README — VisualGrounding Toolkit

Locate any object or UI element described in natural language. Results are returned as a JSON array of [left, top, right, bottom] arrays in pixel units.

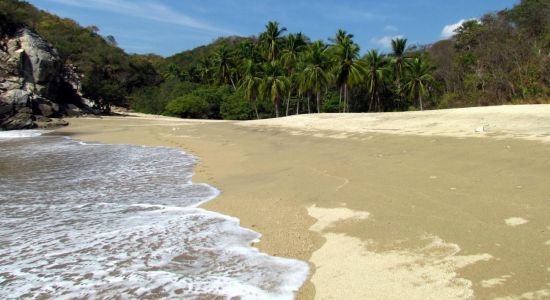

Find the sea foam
[[0, 135, 308, 299], [0, 129, 48, 139]]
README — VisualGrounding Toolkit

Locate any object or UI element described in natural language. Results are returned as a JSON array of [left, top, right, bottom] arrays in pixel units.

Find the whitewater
[[0, 131, 308, 299]]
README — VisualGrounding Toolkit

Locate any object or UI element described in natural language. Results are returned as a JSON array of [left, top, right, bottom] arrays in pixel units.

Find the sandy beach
[[55, 105, 550, 299]]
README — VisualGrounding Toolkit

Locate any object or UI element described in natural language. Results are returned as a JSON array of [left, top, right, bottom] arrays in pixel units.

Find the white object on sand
[[504, 217, 529, 227]]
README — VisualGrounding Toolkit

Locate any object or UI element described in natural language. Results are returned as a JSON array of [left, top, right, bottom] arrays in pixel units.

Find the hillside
[[2, 0, 549, 123], [1, 0, 161, 110], [166, 36, 252, 68]]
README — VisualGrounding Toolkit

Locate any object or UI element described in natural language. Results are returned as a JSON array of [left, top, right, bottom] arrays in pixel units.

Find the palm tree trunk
[[253, 99, 259, 120], [369, 94, 375, 112], [307, 93, 311, 114], [419, 93, 423, 111], [316, 92, 321, 113], [275, 99, 280, 117], [344, 83, 348, 113], [339, 86, 343, 112], [229, 76, 236, 91], [286, 90, 291, 116]]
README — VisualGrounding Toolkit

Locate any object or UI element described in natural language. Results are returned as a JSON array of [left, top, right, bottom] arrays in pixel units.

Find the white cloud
[[441, 18, 477, 39], [48, 0, 236, 35], [372, 35, 404, 49], [384, 25, 398, 32]]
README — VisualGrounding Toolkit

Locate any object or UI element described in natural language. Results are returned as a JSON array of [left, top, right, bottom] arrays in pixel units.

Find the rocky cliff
[[0, 28, 94, 130]]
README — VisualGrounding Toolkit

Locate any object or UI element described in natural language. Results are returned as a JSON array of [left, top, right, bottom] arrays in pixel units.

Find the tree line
[[149, 23, 435, 119], [136, 0, 550, 119], [2, 0, 549, 119]]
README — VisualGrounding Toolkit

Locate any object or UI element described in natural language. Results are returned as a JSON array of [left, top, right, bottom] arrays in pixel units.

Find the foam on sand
[[493, 289, 550, 300], [504, 217, 529, 227], [308, 205, 493, 300], [481, 275, 512, 288], [0, 135, 309, 299], [0, 129, 48, 139]]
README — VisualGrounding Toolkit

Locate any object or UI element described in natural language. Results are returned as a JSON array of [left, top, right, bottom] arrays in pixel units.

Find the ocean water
[[0, 131, 309, 299]]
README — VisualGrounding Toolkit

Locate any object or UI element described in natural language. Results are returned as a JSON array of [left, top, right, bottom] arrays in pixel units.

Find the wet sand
[[56, 105, 550, 299]]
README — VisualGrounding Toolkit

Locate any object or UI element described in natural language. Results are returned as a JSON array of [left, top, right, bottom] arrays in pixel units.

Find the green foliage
[[0, 0, 38, 36], [220, 90, 254, 120], [165, 95, 210, 119], [428, 0, 550, 107], [1, 0, 161, 110], [4, 0, 547, 119], [507, 0, 550, 40], [322, 92, 342, 113], [131, 79, 198, 114]]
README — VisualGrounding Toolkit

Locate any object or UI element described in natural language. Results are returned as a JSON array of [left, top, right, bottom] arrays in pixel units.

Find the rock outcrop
[[0, 28, 94, 130]]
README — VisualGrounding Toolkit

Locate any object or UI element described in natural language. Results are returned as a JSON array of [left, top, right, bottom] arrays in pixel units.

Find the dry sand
[[55, 105, 550, 299]]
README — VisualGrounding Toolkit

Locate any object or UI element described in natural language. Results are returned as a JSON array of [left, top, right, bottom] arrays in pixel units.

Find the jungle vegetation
[[2, 0, 549, 119]]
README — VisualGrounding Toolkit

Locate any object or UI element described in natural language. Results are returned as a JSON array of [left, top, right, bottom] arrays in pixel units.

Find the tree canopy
[[2, 0, 549, 119]]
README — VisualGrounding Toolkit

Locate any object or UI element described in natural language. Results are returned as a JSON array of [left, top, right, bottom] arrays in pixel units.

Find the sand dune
[[241, 105, 550, 142]]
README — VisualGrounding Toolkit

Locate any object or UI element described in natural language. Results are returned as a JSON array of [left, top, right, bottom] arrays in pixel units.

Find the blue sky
[[28, 0, 519, 57]]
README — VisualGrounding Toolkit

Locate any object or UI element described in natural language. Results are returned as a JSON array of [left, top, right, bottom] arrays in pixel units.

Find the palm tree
[[331, 29, 354, 45], [404, 57, 435, 111], [332, 31, 364, 112], [213, 45, 236, 90], [260, 60, 289, 117], [239, 59, 262, 119], [281, 33, 307, 115], [165, 63, 183, 81], [197, 57, 214, 84], [364, 49, 390, 112], [260, 21, 287, 62], [390, 38, 408, 109], [302, 41, 333, 113]]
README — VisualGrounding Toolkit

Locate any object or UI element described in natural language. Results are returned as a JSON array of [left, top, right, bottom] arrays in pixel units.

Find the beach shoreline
[[55, 105, 550, 299]]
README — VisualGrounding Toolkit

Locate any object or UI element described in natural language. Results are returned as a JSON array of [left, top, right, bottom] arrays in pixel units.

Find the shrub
[[164, 94, 210, 119]]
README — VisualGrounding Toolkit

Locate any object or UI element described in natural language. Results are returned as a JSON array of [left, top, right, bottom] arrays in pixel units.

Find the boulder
[[63, 103, 83, 117], [2, 89, 31, 109], [33, 116, 68, 128], [15, 28, 60, 91], [32, 97, 60, 117], [0, 27, 94, 130], [1, 107, 34, 130]]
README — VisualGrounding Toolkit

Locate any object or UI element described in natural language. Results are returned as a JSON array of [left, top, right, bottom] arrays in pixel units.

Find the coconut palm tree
[[281, 33, 307, 115], [390, 38, 408, 109], [260, 60, 289, 117], [213, 45, 236, 90], [239, 59, 262, 119], [364, 49, 390, 112], [404, 57, 435, 111], [302, 41, 333, 113], [197, 57, 214, 84], [332, 32, 365, 112], [260, 21, 287, 62]]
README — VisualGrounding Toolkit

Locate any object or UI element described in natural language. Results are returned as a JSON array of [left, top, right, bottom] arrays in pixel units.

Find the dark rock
[[63, 104, 83, 117], [32, 97, 60, 117], [2, 89, 31, 109], [34, 117, 68, 129], [1, 109, 34, 130], [0, 28, 94, 130]]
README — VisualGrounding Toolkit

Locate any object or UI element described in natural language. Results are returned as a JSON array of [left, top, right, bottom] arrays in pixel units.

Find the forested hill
[[2, 0, 549, 120], [1, 0, 161, 110], [166, 36, 251, 69]]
